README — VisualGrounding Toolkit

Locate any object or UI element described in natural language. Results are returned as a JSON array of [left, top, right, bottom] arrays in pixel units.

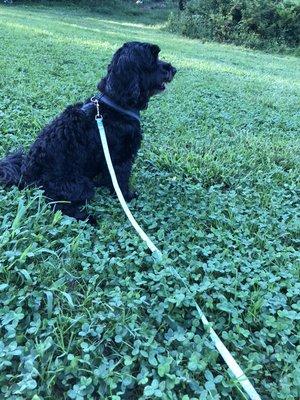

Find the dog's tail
[[0, 149, 25, 188]]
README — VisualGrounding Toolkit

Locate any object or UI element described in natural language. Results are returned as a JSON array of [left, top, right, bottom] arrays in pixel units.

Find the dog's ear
[[124, 75, 140, 106], [99, 52, 141, 108]]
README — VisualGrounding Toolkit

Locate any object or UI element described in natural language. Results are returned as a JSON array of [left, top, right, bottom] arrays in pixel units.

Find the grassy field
[[0, 3, 299, 400]]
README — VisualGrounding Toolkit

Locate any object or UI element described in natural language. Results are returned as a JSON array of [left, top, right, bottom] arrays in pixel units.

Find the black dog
[[0, 42, 176, 223]]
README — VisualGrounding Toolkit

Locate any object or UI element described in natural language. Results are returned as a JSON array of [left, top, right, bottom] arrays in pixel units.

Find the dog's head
[[98, 42, 177, 110]]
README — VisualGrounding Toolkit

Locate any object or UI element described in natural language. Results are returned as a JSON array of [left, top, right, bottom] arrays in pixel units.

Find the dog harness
[[81, 93, 141, 122]]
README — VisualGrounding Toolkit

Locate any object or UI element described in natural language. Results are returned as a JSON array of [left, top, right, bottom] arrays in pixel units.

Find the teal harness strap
[[81, 93, 140, 122]]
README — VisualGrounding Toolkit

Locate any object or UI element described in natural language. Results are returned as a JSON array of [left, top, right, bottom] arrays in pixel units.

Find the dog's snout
[[161, 62, 177, 82], [165, 64, 177, 75], [160, 61, 176, 75]]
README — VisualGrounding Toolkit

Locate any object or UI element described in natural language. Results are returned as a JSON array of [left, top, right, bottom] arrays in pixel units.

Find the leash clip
[[91, 96, 102, 120]]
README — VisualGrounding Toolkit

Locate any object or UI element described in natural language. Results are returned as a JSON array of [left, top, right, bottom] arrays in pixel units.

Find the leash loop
[[91, 97, 101, 120]]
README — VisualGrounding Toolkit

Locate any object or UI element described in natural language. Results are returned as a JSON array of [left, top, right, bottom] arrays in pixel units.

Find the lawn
[[0, 3, 299, 400]]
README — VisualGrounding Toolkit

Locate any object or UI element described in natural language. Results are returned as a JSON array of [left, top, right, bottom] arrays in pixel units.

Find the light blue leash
[[94, 106, 261, 400], [96, 116, 162, 259]]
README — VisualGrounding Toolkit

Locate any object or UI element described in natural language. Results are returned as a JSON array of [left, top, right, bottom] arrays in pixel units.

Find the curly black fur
[[0, 42, 176, 223]]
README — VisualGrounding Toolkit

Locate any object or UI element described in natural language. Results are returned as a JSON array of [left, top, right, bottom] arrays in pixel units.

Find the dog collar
[[81, 93, 140, 122]]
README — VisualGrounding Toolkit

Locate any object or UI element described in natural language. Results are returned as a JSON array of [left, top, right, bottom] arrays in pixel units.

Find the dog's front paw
[[87, 215, 98, 226], [124, 190, 138, 202]]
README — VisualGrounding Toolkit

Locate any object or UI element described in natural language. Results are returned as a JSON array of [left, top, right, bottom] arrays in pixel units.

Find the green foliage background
[[0, 3, 300, 399], [167, 0, 300, 51]]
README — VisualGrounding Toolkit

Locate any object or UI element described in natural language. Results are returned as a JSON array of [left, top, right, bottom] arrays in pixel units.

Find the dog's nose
[[172, 66, 177, 75]]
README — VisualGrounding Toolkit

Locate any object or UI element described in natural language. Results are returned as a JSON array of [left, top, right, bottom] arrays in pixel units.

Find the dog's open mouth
[[151, 83, 167, 96], [156, 77, 173, 93], [157, 71, 175, 92], [151, 70, 176, 96], [158, 82, 167, 92]]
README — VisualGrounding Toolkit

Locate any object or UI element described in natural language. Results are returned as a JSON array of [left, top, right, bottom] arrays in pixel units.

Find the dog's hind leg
[[43, 176, 97, 224]]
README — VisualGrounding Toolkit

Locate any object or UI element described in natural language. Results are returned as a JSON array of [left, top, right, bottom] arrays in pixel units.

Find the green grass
[[0, 3, 300, 400]]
